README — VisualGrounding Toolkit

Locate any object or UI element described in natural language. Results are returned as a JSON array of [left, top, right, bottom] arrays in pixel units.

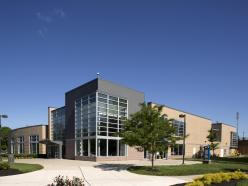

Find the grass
[[128, 162, 248, 176], [10, 163, 43, 173], [237, 180, 248, 186]]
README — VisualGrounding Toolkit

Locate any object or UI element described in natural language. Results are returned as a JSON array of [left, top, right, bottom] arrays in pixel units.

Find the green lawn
[[10, 163, 43, 173], [128, 162, 248, 176]]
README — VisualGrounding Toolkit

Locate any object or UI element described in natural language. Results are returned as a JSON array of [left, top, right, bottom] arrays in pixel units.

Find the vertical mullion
[[95, 92, 98, 157], [107, 94, 109, 157]]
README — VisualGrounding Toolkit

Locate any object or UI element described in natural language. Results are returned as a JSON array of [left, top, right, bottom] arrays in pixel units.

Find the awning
[[39, 139, 63, 145]]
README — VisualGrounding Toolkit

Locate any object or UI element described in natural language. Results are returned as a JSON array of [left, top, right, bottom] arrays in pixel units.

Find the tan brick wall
[[151, 103, 212, 158], [10, 125, 47, 154], [127, 146, 144, 160]]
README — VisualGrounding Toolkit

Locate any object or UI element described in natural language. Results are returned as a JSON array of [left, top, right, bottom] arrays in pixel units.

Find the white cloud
[[54, 8, 66, 18], [37, 27, 47, 39], [35, 9, 66, 38], [36, 12, 52, 23]]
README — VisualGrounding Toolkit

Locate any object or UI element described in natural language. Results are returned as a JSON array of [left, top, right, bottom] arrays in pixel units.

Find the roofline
[[65, 78, 98, 95], [212, 122, 236, 128], [65, 78, 145, 96], [11, 124, 48, 132], [149, 102, 212, 121], [51, 106, 65, 111], [99, 79, 145, 95]]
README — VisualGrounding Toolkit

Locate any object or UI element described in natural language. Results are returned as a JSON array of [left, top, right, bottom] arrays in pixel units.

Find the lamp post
[[0, 114, 8, 161], [179, 114, 186, 165]]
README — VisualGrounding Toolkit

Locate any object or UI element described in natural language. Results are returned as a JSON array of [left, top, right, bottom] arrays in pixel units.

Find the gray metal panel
[[65, 78, 98, 159], [98, 79, 145, 115]]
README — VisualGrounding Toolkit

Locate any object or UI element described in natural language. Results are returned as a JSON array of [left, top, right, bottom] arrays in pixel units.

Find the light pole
[[0, 114, 8, 161], [179, 114, 186, 165]]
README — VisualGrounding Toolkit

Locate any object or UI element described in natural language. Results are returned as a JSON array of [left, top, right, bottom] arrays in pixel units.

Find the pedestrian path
[[0, 159, 196, 186]]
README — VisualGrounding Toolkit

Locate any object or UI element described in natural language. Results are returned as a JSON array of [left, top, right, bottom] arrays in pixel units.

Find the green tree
[[120, 103, 178, 169], [0, 126, 11, 152], [207, 129, 219, 157]]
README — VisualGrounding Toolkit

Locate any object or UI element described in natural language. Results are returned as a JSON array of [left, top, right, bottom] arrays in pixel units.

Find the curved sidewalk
[[0, 159, 198, 186]]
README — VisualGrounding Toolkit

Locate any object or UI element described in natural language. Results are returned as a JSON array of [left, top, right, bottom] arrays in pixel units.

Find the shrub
[[14, 154, 47, 159], [47, 175, 85, 186], [186, 171, 248, 186], [215, 157, 248, 163], [0, 162, 10, 170], [186, 180, 204, 186]]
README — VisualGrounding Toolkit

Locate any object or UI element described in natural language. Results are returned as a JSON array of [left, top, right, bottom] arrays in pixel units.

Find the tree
[[0, 126, 11, 152], [207, 128, 219, 157], [120, 103, 178, 169]]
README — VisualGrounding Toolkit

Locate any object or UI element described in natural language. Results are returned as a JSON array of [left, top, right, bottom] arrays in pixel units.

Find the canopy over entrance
[[39, 139, 63, 159]]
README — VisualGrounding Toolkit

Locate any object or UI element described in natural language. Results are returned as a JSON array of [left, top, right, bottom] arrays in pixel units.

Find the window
[[98, 139, 107, 156], [171, 144, 183, 155], [90, 139, 96, 156], [230, 132, 238, 147], [172, 120, 184, 137], [17, 136, 24, 154], [76, 140, 82, 156], [29, 135, 39, 154], [51, 107, 66, 141], [119, 140, 126, 156], [83, 139, 88, 156], [108, 140, 117, 156], [11, 138, 15, 154]]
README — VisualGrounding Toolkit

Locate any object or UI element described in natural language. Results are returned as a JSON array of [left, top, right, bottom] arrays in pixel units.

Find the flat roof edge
[[99, 79, 145, 95], [11, 124, 48, 132], [212, 122, 236, 128], [149, 102, 212, 121]]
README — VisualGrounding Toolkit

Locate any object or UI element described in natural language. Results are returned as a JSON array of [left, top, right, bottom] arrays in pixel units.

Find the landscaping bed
[[173, 171, 248, 186], [173, 180, 247, 186]]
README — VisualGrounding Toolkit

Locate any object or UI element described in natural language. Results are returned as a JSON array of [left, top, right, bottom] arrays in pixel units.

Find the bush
[[14, 154, 47, 159], [186, 171, 248, 186], [215, 157, 248, 163], [0, 162, 10, 170], [47, 175, 85, 186]]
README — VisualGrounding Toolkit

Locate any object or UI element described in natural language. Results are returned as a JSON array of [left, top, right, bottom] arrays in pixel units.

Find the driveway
[[0, 159, 199, 186]]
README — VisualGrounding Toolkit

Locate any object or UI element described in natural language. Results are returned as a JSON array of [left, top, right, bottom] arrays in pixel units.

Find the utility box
[[203, 145, 211, 164]]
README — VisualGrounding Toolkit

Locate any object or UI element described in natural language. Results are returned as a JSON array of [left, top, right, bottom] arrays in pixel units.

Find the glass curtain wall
[[51, 107, 66, 141], [75, 92, 128, 157]]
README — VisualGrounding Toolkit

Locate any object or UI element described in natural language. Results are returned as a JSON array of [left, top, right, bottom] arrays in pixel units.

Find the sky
[[0, 0, 247, 137]]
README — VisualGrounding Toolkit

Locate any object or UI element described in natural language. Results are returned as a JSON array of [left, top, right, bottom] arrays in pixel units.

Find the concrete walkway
[[0, 159, 199, 186]]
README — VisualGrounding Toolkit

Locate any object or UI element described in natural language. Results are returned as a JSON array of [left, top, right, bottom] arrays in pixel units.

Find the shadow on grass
[[0, 169, 22, 177], [94, 163, 136, 172]]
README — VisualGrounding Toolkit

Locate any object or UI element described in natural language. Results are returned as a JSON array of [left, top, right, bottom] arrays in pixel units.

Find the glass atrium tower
[[65, 78, 144, 160]]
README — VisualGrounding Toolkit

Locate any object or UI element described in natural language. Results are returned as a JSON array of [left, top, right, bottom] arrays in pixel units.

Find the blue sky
[[0, 0, 247, 137]]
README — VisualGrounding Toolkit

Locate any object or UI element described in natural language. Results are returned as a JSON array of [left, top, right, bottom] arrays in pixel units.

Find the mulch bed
[[0, 169, 23, 176], [172, 180, 243, 186]]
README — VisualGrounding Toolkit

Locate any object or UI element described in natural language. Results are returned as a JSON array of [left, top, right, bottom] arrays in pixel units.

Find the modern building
[[63, 78, 145, 161], [148, 102, 212, 158], [9, 125, 47, 155], [9, 78, 238, 160], [212, 123, 238, 157]]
